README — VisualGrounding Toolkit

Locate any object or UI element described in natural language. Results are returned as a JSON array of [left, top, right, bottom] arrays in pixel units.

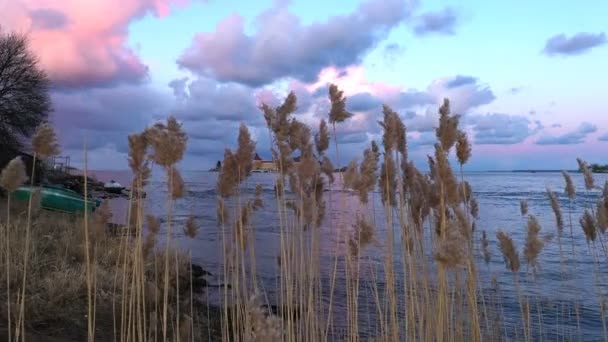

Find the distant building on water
[[252, 152, 303, 173], [253, 153, 278, 172]]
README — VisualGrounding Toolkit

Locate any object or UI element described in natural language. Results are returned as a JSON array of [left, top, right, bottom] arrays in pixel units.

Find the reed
[[3, 97, 608, 342], [0, 156, 27, 342]]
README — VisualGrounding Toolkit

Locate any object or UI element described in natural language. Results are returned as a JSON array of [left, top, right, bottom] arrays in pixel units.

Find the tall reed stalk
[[1, 156, 28, 342]]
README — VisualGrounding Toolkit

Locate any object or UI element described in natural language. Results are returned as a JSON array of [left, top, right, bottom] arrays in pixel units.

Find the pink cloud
[[307, 65, 402, 98], [2, 0, 193, 88]]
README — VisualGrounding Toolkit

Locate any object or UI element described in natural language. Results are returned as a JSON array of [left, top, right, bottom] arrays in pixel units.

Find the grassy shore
[[0, 198, 224, 341]]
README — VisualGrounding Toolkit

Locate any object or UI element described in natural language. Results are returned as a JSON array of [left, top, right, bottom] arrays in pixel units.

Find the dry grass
[[0, 198, 211, 341], [0, 201, 120, 339], [1, 89, 607, 342], [0, 118, 218, 342]]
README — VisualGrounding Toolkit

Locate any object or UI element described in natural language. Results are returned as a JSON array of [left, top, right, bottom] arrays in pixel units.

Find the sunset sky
[[3, 0, 607, 171]]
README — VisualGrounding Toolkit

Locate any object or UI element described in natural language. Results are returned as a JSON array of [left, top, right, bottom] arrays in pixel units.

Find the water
[[90, 170, 608, 340]]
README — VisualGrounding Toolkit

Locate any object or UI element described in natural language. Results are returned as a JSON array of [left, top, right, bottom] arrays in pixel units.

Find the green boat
[[12, 185, 102, 214]]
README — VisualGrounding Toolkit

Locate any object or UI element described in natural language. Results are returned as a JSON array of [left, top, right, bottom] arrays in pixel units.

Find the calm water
[[91, 170, 608, 340]]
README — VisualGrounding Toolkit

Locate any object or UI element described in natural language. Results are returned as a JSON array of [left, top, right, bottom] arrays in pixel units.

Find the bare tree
[[0, 30, 52, 151]]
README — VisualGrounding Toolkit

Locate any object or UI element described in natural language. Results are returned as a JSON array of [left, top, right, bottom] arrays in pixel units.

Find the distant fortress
[[252, 153, 277, 172], [252, 153, 302, 173], [212, 152, 301, 173]]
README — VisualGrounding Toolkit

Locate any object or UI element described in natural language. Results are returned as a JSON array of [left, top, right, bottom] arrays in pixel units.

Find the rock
[[261, 304, 302, 321], [191, 263, 212, 278]]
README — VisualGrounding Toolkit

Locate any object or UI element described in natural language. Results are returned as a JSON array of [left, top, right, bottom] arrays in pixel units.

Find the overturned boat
[[12, 185, 102, 214]]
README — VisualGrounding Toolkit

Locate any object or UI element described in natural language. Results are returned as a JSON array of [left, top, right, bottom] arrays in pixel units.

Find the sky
[[2, 0, 608, 171]]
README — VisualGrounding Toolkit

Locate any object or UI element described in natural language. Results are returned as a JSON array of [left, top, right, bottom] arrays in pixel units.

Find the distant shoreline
[[499, 170, 581, 173], [72, 168, 602, 174], [207, 169, 586, 174]]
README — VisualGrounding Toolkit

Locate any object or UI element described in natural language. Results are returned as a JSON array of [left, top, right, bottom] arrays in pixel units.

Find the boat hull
[[104, 186, 125, 194], [12, 186, 101, 214]]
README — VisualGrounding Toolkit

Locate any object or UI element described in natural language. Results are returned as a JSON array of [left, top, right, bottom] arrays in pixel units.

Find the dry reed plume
[[577, 158, 596, 191], [580, 209, 597, 243], [436, 98, 460, 151], [562, 171, 576, 199], [4, 84, 608, 342], [524, 215, 544, 272], [31, 123, 60, 158], [497, 231, 520, 273], [547, 188, 564, 235], [456, 130, 472, 165], [328, 84, 353, 124], [0, 157, 28, 193]]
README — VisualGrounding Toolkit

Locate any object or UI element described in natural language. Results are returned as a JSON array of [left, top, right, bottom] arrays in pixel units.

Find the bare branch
[[0, 30, 52, 151]]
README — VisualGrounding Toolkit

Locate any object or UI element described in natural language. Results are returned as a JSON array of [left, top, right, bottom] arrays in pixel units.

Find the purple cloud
[[177, 0, 414, 86], [403, 108, 439, 133], [543, 32, 606, 56], [427, 75, 496, 113], [599, 133, 608, 142], [536, 122, 598, 145], [170, 77, 265, 124], [446, 75, 477, 89], [29, 8, 68, 30], [48, 52, 150, 90], [50, 85, 170, 153], [413, 7, 458, 36], [466, 113, 542, 145], [348, 92, 383, 112], [393, 90, 436, 108]]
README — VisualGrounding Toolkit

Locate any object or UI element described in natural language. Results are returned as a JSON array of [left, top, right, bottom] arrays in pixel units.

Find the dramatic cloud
[[170, 76, 265, 125], [178, 0, 414, 86], [466, 113, 543, 145], [412, 7, 458, 36], [427, 75, 496, 113], [185, 121, 269, 158], [543, 32, 607, 56], [301, 69, 494, 135], [165, 76, 335, 164], [348, 92, 383, 112], [390, 90, 435, 109], [289, 66, 434, 129], [2, 0, 194, 88], [536, 122, 598, 145], [403, 108, 440, 133], [50, 85, 171, 153]]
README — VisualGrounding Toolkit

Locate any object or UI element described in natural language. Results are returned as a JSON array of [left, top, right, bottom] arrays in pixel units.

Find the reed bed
[[0, 86, 607, 341]]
